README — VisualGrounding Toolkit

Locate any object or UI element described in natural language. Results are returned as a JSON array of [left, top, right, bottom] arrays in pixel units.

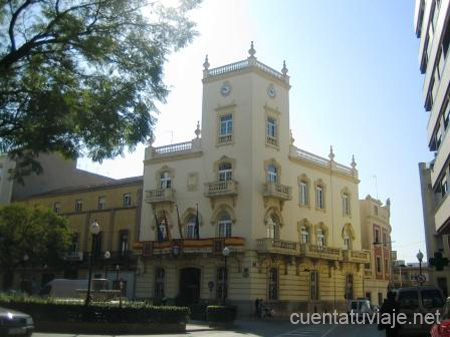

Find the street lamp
[[417, 250, 424, 286], [116, 264, 122, 308], [85, 221, 101, 306], [22, 254, 29, 293], [222, 246, 230, 305], [104, 251, 111, 279]]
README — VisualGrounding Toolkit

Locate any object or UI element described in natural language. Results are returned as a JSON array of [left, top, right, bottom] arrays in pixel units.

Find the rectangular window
[[219, 114, 233, 144], [119, 230, 129, 257], [98, 196, 106, 210], [266, 117, 278, 146], [317, 229, 325, 246], [376, 257, 382, 273], [269, 268, 278, 300], [383, 232, 387, 246], [154, 268, 165, 299], [441, 176, 448, 198], [316, 186, 324, 209], [75, 200, 83, 213], [310, 271, 319, 300], [374, 205, 378, 215], [69, 233, 79, 252], [343, 194, 350, 215], [160, 172, 172, 189], [375, 229, 380, 244], [385, 259, 389, 274], [444, 99, 450, 129], [53, 202, 61, 214], [300, 182, 308, 205], [123, 193, 131, 207]]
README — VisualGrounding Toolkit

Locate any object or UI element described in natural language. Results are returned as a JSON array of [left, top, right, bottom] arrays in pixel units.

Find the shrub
[[0, 294, 189, 324], [206, 305, 237, 322], [190, 303, 208, 320]]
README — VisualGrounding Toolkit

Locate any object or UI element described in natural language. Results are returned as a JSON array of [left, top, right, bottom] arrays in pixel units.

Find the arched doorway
[[178, 268, 201, 305]]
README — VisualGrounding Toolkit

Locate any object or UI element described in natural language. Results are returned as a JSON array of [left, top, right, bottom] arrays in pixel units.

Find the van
[[393, 285, 444, 336], [347, 299, 374, 317], [39, 278, 110, 299]]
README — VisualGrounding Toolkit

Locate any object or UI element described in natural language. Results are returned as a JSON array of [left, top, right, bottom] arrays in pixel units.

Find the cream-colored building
[[133, 45, 372, 315], [360, 196, 392, 306], [415, 0, 450, 296]]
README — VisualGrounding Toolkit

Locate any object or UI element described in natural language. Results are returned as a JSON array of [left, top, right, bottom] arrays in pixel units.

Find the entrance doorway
[[178, 268, 201, 305]]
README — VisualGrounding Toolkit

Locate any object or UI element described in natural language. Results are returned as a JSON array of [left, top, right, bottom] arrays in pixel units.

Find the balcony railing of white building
[[290, 146, 358, 178], [146, 137, 202, 161], [263, 182, 292, 201], [204, 180, 238, 198], [145, 188, 175, 204], [203, 57, 289, 85]]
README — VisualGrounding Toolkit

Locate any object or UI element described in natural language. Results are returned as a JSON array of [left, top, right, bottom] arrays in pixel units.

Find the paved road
[[31, 319, 387, 337]]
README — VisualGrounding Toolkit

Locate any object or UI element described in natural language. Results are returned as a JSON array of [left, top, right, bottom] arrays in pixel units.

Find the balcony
[[342, 250, 371, 264], [145, 188, 175, 204], [204, 180, 238, 198], [133, 237, 245, 257], [300, 244, 342, 261], [256, 238, 299, 256], [263, 182, 292, 201]]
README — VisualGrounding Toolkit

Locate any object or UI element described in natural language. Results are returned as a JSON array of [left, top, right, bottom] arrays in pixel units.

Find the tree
[[0, 204, 72, 289], [0, 0, 200, 181]]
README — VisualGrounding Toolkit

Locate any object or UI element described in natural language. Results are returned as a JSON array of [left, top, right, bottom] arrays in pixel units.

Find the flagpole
[[163, 209, 172, 241]]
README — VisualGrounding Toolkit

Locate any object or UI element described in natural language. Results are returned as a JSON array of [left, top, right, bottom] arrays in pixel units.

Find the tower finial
[[248, 41, 256, 58], [329, 146, 335, 161], [351, 155, 357, 169], [195, 121, 201, 139], [282, 60, 288, 75], [203, 54, 210, 70]]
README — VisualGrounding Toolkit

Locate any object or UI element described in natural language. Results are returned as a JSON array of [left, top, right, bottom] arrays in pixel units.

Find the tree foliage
[[0, 0, 200, 180], [0, 204, 72, 274]]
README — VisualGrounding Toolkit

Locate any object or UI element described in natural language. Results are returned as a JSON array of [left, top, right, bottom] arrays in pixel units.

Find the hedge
[[0, 294, 189, 324], [206, 305, 237, 322]]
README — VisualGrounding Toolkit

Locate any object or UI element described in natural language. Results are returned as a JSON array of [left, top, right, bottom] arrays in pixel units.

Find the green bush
[[206, 305, 237, 322], [0, 294, 189, 324], [190, 303, 208, 320]]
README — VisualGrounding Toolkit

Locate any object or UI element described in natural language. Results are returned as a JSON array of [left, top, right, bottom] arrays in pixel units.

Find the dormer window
[[160, 172, 172, 189]]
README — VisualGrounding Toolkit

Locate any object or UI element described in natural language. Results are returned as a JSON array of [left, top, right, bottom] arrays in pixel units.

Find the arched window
[[317, 229, 325, 246], [157, 219, 167, 240], [154, 268, 165, 299], [301, 226, 309, 244], [160, 172, 172, 189], [218, 162, 232, 181], [186, 216, 196, 239], [218, 212, 232, 238], [268, 268, 278, 300], [267, 216, 279, 239], [316, 186, 324, 209], [299, 181, 308, 205], [343, 231, 352, 250], [267, 165, 277, 183]]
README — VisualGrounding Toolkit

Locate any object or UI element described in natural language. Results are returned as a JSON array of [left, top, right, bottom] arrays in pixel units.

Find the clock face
[[221, 82, 231, 96], [267, 84, 276, 98]]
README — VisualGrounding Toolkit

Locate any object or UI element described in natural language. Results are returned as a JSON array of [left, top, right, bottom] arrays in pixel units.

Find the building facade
[[133, 46, 372, 315], [415, 0, 450, 295], [13, 177, 143, 296], [392, 261, 432, 290], [360, 196, 393, 306]]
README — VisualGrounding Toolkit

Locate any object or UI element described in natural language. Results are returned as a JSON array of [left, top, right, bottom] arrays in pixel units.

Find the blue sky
[[78, 0, 429, 263]]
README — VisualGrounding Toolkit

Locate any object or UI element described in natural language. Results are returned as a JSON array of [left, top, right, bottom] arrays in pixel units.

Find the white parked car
[[0, 306, 34, 337]]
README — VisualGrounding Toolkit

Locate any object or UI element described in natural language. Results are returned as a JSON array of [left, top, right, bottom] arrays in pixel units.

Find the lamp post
[[104, 251, 111, 279], [22, 254, 29, 293], [222, 246, 230, 305], [85, 221, 100, 306], [116, 264, 122, 308], [417, 250, 424, 286]]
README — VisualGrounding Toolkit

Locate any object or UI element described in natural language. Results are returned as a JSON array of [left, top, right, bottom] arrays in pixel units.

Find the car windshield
[[399, 291, 419, 309], [351, 302, 359, 310]]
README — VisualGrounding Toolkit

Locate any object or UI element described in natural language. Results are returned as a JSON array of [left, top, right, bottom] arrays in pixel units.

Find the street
[[31, 320, 387, 337]]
